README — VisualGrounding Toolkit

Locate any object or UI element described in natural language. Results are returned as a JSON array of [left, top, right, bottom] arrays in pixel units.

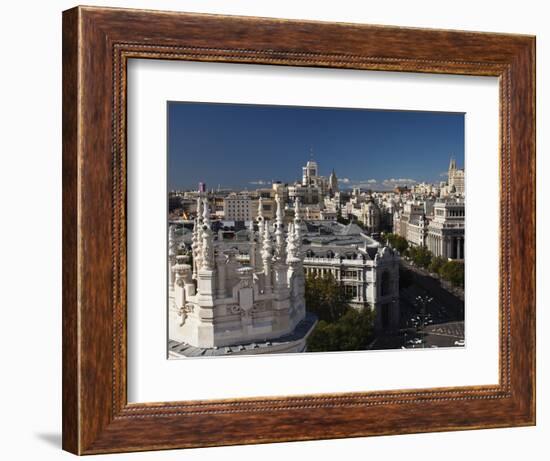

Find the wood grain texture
[[62, 5, 536, 455], [62, 7, 80, 454]]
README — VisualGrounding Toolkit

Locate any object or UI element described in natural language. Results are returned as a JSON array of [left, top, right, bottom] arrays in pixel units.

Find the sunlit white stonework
[[168, 195, 316, 357]]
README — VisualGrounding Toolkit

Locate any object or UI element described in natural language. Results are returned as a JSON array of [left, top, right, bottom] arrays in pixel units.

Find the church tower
[[447, 156, 465, 195], [449, 157, 457, 172], [328, 169, 339, 194]]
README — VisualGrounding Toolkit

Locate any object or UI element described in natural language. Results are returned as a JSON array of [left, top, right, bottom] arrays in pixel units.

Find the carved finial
[[261, 225, 273, 291], [202, 198, 211, 226], [172, 257, 192, 301], [257, 196, 263, 220], [257, 197, 265, 246], [191, 218, 201, 278], [196, 196, 203, 223], [294, 221, 303, 260], [262, 225, 272, 261], [200, 201, 213, 270], [168, 224, 177, 258], [286, 222, 297, 262], [274, 193, 286, 262], [293, 197, 302, 241]]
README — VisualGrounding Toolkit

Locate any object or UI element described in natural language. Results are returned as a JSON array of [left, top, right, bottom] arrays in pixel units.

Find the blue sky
[[168, 102, 464, 191]]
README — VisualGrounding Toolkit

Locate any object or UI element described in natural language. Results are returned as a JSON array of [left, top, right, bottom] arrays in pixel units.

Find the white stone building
[[448, 157, 465, 195], [394, 202, 428, 247], [168, 196, 317, 357], [426, 199, 465, 259], [223, 193, 253, 221], [301, 222, 401, 331], [394, 197, 465, 260], [362, 199, 382, 234], [328, 169, 339, 195], [286, 159, 333, 204]]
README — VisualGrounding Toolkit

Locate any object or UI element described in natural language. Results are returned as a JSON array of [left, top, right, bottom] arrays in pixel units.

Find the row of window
[[447, 209, 465, 217]]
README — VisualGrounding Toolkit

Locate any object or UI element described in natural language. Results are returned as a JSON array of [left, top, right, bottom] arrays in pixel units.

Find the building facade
[[168, 196, 317, 357], [394, 202, 428, 247], [447, 157, 465, 195], [301, 221, 401, 331], [425, 199, 465, 259], [223, 193, 253, 221]]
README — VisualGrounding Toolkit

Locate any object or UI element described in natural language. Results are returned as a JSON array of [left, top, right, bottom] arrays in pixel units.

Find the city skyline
[[168, 102, 465, 191]]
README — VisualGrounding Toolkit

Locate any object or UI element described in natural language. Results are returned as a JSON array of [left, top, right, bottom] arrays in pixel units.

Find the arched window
[[381, 271, 391, 296]]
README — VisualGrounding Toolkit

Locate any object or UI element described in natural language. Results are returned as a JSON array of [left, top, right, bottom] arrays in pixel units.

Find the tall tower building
[[328, 169, 339, 194], [447, 156, 465, 195], [302, 160, 319, 186]]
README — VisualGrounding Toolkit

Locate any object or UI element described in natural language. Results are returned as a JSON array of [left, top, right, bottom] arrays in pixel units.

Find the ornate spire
[[256, 197, 264, 244], [168, 224, 177, 289], [274, 193, 286, 262], [449, 156, 457, 171], [202, 198, 210, 226], [191, 226, 201, 278], [168, 224, 177, 258], [257, 196, 263, 220], [261, 224, 273, 291], [262, 224, 272, 261], [196, 196, 203, 224], [200, 200, 214, 270], [293, 220, 303, 261], [248, 219, 257, 270], [293, 197, 302, 241], [286, 222, 297, 262], [192, 197, 204, 276], [293, 198, 304, 262]]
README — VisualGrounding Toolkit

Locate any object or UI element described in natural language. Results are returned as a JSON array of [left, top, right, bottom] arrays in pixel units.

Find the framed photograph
[[62, 6, 535, 455]]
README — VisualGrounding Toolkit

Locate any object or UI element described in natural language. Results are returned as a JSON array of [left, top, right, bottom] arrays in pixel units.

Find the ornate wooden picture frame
[[62, 5, 535, 455]]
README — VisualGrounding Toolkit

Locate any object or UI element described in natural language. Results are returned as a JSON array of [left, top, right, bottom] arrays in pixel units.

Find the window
[[345, 285, 358, 299]]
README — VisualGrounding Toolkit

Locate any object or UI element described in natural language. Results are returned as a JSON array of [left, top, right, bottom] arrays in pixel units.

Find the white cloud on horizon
[[247, 177, 418, 191], [382, 178, 417, 187], [338, 178, 377, 187], [339, 177, 417, 189]]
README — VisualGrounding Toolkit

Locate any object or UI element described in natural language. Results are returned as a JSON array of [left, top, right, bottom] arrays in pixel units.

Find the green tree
[[408, 246, 432, 269], [307, 308, 376, 352], [439, 261, 465, 287], [383, 233, 409, 253], [305, 273, 376, 352], [429, 256, 446, 274], [305, 273, 351, 323]]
